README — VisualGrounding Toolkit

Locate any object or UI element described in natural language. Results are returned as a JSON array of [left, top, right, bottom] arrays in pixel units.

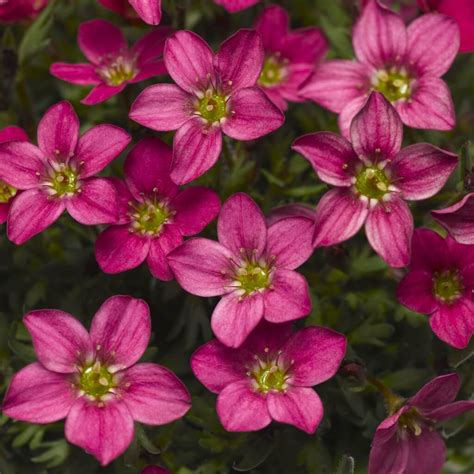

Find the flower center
[[433, 269, 464, 304], [355, 166, 391, 200], [97, 56, 138, 86], [398, 407, 425, 436], [45, 163, 80, 197], [248, 350, 291, 394], [195, 89, 228, 124], [234, 260, 271, 296], [130, 198, 172, 236], [79, 361, 116, 399], [258, 54, 289, 87], [373, 67, 411, 103], [0, 180, 16, 203]]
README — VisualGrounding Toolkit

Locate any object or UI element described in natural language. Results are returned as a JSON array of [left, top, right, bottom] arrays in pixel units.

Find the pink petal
[[121, 363, 191, 424], [408, 373, 460, 410], [95, 225, 151, 274], [410, 227, 449, 272], [0, 203, 10, 224], [129, 84, 192, 131], [350, 92, 403, 161], [0, 142, 45, 189], [353, 0, 407, 68], [164, 30, 215, 93], [392, 143, 458, 201], [368, 428, 409, 474], [365, 196, 413, 268], [396, 77, 455, 131], [191, 340, 246, 393], [432, 193, 474, 244], [146, 225, 183, 280], [72, 125, 131, 178], [313, 189, 368, 247], [171, 118, 223, 185], [78, 19, 127, 65], [2, 363, 75, 423], [404, 430, 446, 474], [267, 203, 315, 227], [24, 309, 92, 373], [81, 83, 126, 105], [281, 27, 328, 66], [406, 13, 459, 77], [109, 177, 134, 224], [7, 189, 65, 244], [171, 186, 220, 236], [292, 132, 358, 187], [142, 466, 170, 474], [423, 400, 474, 422], [214, 0, 260, 13], [338, 95, 368, 139], [37, 101, 80, 162], [65, 397, 134, 466], [282, 326, 346, 386], [242, 320, 293, 355], [267, 387, 323, 434], [221, 87, 284, 141], [130, 60, 167, 83], [263, 269, 311, 323], [216, 380, 271, 431], [217, 192, 267, 258], [90, 295, 151, 370], [50, 63, 101, 85], [215, 29, 263, 93], [255, 5, 289, 51], [133, 26, 173, 65], [168, 238, 233, 296], [211, 292, 264, 348], [0, 125, 29, 143], [128, 0, 162, 25], [299, 60, 370, 113], [396, 270, 439, 314]]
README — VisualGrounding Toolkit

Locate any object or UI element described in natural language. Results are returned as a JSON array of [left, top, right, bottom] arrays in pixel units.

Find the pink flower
[[129, 29, 284, 184], [267, 203, 316, 227], [1, 295, 191, 466], [292, 92, 458, 267], [0, 101, 131, 244], [141, 467, 170, 474], [50, 20, 172, 105], [368, 373, 474, 474], [191, 321, 346, 433], [397, 228, 474, 348], [98, 0, 162, 25], [432, 193, 474, 244], [254, 5, 328, 111], [214, 0, 259, 12], [301, 0, 460, 137], [0, 0, 47, 22], [168, 193, 314, 348], [95, 138, 220, 280]]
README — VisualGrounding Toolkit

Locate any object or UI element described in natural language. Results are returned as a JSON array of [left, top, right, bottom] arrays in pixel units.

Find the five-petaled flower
[[301, 0, 460, 137], [98, 0, 162, 25], [191, 320, 346, 433], [95, 137, 220, 280], [168, 192, 314, 348], [0, 101, 131, 244], [129, 29, 284, 185], [292, 92, 458, 267], [368, 373, 474, 474], [1, 295, 191, 466], [397, 228, 474, 349], [50, 19, 172, 105]]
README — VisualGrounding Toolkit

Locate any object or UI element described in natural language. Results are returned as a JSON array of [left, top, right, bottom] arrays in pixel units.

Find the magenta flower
[[168, 193, 314, 348], [129, 29, 284, 184], [368, 373, 474, 474], [397, 228, 474, 348], [301, 0, 460, 137], [432, 193, 474, 245], [95, 138, 220, 280], [0, 101, 131, 244], [267, 202, 316, 227], [292, 92, 458, 267], [50, 20, 171, 105], [254, 5, 327, 111], [1, 295, 191, 466], [0, 0, 47, 22], [191, 321, 346, 433], [214, 0, 259, 12], [98, 0, 162, 25], [142, 467, 170, 474]]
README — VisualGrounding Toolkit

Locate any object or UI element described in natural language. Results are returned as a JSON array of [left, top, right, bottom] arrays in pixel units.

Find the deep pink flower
[[142, 467, 170, 474], [0, 0, 47, 22], [267, 203, 316, 227], [98, 0, 161, 25], [214, 0, 259, 12], [368, 373, 474, 474], [292, 92, 458, 267], [1, 295, 191, 466], [432, 193, 474, 244], [168, 193, 314, 348], [397, 228, 474, 348], [191, 321, 346, 433], [0, 101, 131, 244], [301, 0, 460, 137], [95, 138, 220, 280], [129, 29, 284, 184], [50, 20, 171, 105], [254, 5, 327, 111]]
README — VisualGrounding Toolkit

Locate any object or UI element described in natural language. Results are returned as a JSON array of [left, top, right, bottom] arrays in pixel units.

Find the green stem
[[367, 376, 404, 415]]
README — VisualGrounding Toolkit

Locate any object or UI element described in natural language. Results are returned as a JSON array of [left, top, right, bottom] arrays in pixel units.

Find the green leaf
[[448, 338, 474, 368], [232, 435, 274, 472]]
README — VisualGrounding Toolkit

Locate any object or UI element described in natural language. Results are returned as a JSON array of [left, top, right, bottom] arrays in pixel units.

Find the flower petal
[[50, 63, 101, 85], [216, 380, 271, 431], [408, 373, 460, 410], [214, 0, 259, 13], [267, 203, 315, 227], [221, 87, 284, 141], [147, 225, 183, 280], [90, 295, 151, 370], [0, 125, 29, 143], [404, 430, 446, 474], [255, 4, 289, 52], [396, 270, 439, 314], [65, 397, 134, 466], [212, 293, 264, 348], [130, 60, 167, 83], [128, 0, 162, 25], [133, 26, 173, 65], [24, 309, 92, 373], [410, 227, 449, 272], [368, 428, 409, 474], [338, 95, 368, 139], [81, 83, 126, 105], [121, 363, 191, 424], [423, 400, 474, 422], [242, 320, 293, 354], [0, 203, 9, 224]]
